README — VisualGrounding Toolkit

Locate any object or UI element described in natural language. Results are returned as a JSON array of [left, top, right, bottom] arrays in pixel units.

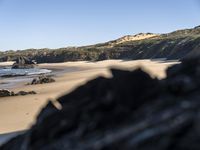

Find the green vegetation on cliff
[[1, 26, 200, 63]]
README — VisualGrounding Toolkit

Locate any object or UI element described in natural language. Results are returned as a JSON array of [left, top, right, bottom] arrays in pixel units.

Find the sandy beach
[[0, 59, 179, 143]]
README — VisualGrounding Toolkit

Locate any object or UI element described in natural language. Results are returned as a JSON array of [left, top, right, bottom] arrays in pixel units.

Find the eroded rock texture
[[2, 57, 200, 150], [30, 76, 55, 85], [12, 56, 36, 69]]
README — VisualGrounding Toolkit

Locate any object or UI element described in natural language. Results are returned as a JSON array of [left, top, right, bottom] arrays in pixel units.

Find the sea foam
[[0, 67, 52, 77]]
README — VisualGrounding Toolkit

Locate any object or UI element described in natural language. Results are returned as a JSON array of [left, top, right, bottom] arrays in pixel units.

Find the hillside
[[104, 33, 159, 47], [0, 26, 200, 63]]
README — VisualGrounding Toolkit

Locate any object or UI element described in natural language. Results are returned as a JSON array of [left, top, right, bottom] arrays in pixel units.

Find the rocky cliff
[[0, 26, 200, 63]]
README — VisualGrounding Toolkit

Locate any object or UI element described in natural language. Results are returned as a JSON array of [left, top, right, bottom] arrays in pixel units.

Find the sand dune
[[0, 60, 179, 135], [109, 33, 159, 46]]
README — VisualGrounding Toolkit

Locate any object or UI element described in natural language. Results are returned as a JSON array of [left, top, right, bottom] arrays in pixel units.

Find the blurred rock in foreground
[[2, 56, 200, 150]]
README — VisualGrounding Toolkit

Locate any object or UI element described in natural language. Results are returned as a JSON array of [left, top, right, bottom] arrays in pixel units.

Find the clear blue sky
[[0, 0, 200, 51]]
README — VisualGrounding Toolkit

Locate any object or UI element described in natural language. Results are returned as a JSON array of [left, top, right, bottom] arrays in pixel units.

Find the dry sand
[[0, 60, 179, 137]]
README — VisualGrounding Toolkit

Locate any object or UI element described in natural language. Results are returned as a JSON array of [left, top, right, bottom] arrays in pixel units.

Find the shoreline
[[0, 59, 179, 144], [0, 66, 82, 90], [0, 59, 180, 96]]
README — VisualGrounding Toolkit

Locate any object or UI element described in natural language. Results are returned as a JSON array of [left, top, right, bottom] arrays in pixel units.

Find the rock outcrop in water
[[2, 56, 200, 150], [12, 56, 36, 69]]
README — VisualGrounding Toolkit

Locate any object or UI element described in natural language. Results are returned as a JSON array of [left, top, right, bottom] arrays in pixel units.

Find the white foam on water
[[0, 68, 52, 77]]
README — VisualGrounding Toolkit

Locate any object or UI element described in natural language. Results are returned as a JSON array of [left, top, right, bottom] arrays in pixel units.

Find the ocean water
[[0, 67, 52, 77], [0, 66, 80, 89]]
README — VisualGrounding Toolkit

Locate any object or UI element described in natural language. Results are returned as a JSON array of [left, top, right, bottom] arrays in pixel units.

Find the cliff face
[[0, 26, 200, 63]]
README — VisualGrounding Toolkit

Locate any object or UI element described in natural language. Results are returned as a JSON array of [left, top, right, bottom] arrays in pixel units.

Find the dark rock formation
[[30, 76, 55, 85], [12, 56, 36, 69], [0, 89, 14, 97], [2, 56, 200, 150], [15, 91, 37, 96], [0, 89, 36, 97], [0, 26, 200, 63]]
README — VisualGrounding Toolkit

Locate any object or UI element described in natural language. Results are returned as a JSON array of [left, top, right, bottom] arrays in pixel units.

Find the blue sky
[[0, 0, 200, 51]]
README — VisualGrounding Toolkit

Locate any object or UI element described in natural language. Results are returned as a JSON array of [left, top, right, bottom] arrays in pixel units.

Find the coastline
[[0, 65, 81, 90], [0, 59, 179, 144]]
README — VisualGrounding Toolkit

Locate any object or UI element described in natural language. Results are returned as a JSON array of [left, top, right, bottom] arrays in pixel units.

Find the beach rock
[[12, 56, 36, 69], [15, 91, 37, 96], [3, 56, 200, 149], [0, 89, 36, 97], [31, 76, 55, 85], [0, 89, 14, 97]]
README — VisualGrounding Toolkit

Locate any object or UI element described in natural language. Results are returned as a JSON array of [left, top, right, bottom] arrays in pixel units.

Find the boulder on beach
[[0, 89, 36, 97], [0, 89, 14, 97], [15, 91, 37, 96], [3, 56, 200, 149], [30, 76, 55, 85], [12, 56, 36, 69]]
